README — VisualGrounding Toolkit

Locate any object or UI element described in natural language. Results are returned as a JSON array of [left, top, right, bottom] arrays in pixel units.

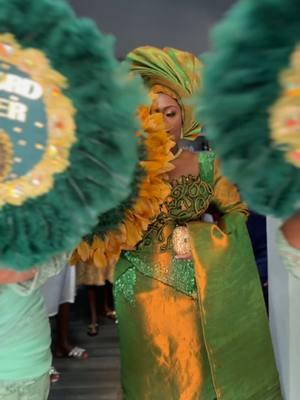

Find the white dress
[[41, 263, 76, 317]]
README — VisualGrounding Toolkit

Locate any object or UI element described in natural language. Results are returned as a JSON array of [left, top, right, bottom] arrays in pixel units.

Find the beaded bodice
[[140, 174, 214, 251]]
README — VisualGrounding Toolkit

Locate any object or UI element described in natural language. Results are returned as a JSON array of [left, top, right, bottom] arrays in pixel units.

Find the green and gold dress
[[114, 152, 282, 400]]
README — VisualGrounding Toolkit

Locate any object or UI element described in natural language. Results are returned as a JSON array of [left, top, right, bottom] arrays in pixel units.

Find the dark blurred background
[[69, 0, 237, 58]]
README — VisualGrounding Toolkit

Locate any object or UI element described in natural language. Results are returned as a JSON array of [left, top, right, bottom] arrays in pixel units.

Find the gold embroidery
[[140, 175, 213, 251]]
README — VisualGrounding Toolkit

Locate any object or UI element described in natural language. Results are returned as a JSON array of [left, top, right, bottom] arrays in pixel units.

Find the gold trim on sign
[[0, 34, 76, 207], [0, 129, 13, 181], [270, 45, 300, 168]]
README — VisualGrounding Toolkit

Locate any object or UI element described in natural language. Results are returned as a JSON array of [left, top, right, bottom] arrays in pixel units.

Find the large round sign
[[0, 0, 142, 270], [0, 35, 75, 206], [201, 0, 300, 218]]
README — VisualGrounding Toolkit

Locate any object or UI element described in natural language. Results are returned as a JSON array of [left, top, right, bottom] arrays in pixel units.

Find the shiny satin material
[[189, 221, 281, 399], [114, 152, 282, 400], [115, 265, 215, 400]]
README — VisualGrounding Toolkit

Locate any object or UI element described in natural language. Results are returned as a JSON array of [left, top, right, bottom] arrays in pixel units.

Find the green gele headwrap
[[128, 46, 203, 140], [200, 0, 300, 218], [0, 0, 144, 270]]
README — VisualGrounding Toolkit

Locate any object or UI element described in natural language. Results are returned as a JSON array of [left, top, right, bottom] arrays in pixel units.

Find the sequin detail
[[199, 151, 215, 185], [124, 252, 197, 298], [114, 268, 137, 305], [172, 226, 191, 257]]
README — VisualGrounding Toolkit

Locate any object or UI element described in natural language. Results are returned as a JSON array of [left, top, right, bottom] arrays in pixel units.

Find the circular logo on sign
[[0, 34, 76, 206]]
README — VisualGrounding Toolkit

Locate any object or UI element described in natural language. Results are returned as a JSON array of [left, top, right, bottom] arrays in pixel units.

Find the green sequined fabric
[[198, 151, 215, 186], [124, 252, 197, 299], [114, 268, 137, 305]]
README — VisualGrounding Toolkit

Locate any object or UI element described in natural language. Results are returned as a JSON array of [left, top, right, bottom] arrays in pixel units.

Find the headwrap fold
[[127, 46, 203, 140]]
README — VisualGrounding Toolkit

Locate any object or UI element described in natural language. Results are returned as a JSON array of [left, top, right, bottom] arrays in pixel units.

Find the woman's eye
[[166, 111, 176, 118]]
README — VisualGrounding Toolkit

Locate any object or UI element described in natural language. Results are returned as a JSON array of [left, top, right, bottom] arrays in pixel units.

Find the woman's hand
[[0, 268, 36, 284], [281, 212, 300, 250]]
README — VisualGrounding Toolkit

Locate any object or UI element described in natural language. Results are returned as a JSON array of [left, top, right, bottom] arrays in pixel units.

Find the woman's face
[[151, 93, 183, 143]]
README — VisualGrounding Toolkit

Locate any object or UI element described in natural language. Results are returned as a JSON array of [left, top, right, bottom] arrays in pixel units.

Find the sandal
[[49, 366, 60, 383], [87, 323, 99, 336], [67, 346, 89, 360], [105, 310, 117, 321]]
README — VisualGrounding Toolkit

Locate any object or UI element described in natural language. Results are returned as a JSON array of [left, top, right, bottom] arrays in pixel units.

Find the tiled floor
[[49, 290, 121, 400]]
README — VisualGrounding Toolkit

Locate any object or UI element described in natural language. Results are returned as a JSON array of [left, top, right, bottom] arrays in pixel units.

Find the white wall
[[268, 217, 300, 400]]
